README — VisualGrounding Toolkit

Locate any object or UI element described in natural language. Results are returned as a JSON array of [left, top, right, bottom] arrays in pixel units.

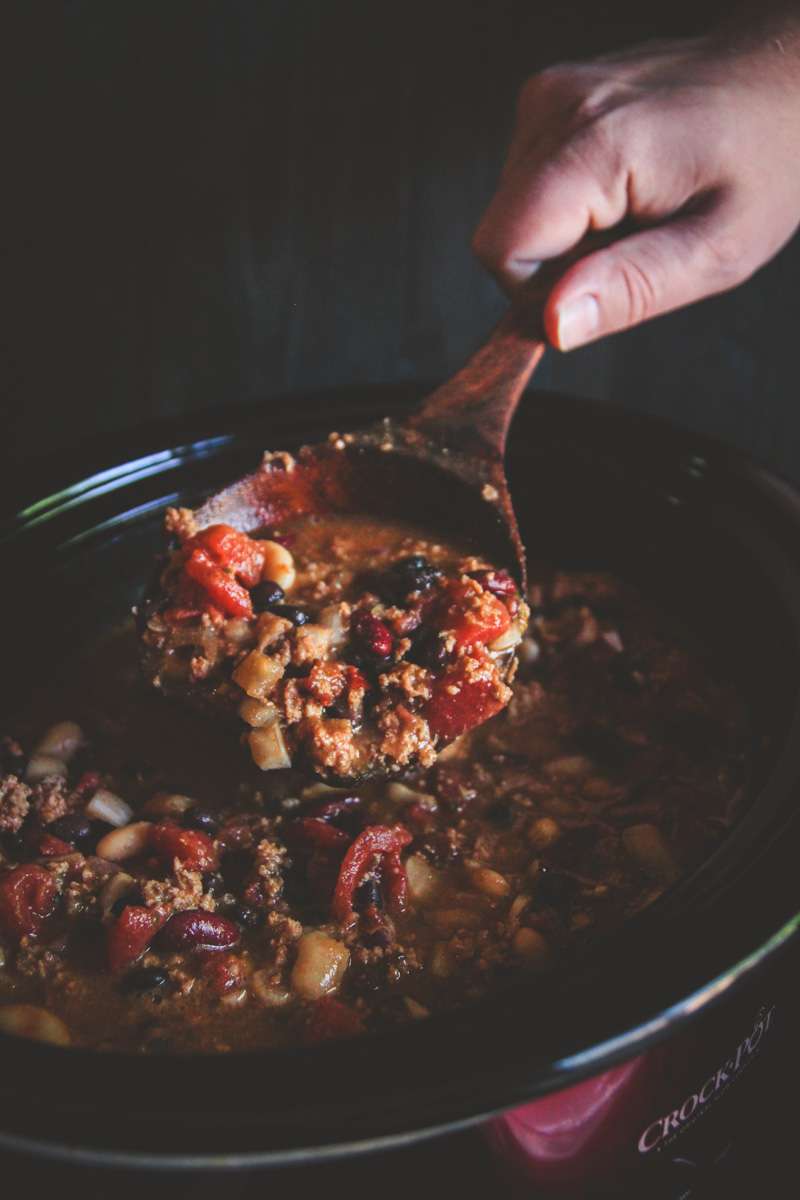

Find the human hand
[[473, 19, 800, 349]]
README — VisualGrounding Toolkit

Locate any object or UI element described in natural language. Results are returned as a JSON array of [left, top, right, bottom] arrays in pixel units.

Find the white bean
[[291, 931, 349, 1000], [431, 908, 483, 933], [252, 971, 292, 1007], [143, 792, 196, 818], [470, 867, 511, 899], [99, 872, 136, 921], [387, 782, 436, 806], [0, 1004, 71, 1046], [528, 816, 561, 850], [33, 721, 84, 763], [404, 997, 430, 1019], [96, 821, 153, 862], [513, 927, 550, 968], [405, 854, 441, 904], [622, 824, 680, 884], [260, 540, 296, 593]]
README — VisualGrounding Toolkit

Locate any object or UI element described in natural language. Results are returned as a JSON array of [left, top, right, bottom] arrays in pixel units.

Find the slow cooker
[[0, 384, 798, 1196]]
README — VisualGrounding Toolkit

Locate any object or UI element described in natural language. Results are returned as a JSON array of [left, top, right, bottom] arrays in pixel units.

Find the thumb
[[544, 210, 744, 350]]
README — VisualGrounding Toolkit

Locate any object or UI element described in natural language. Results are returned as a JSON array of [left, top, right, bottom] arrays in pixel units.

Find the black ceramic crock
[[0, 385, 798, 1190]]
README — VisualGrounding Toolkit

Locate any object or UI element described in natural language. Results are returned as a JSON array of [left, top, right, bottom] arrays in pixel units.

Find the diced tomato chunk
[[433, 580, 511, 649], [150, 824, 218, 872], [187, 525, 265, 588], [0, 864, 58, 942], [184, 548, 254, 619], [107, 905, 166, 974], [425, 657, 507, 741]]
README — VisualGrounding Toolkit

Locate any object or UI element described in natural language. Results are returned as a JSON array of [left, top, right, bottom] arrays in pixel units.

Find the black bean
[[408, 629, 449, 670], [251, 580, 286, 612], [202, 871, 227, 898], [270, 605, 310, 626], [486, 802, 513, 828], [397, 555, 428, 572], [120, 967, 170, 994], [575, 723, 637, 769], [48, 814, 93, 847], [356, 876, 382, 912], [384, 556, 442, 602], [609, 656, 646, 693], [231, 903, 265, 930], [535, 865, 577, 907], [111, 888, 144, 918], [86, 820, 114, 851], [184, 809, 220, 835]]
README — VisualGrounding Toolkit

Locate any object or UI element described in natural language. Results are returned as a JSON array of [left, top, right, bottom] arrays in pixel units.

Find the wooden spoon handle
[[408, 233, 614, 460], [406, 295, 547, 461]]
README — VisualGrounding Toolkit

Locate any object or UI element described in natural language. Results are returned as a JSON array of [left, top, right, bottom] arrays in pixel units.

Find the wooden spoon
[[191, 264, 562, 592], [142, 248, 597, 780]]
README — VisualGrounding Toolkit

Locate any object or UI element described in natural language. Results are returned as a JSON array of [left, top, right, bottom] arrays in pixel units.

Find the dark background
[[6, 2, 799, 1196], [9, 0, 800, 486]]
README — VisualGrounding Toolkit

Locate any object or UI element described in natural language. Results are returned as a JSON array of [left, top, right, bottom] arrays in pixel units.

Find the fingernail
[[556, 294, 600, 351]]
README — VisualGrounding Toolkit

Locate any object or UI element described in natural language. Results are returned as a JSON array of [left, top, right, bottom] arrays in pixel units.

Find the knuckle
[[471, 222, 511, 275], [518, 63, 582, 113], [615, 253, 660, 325], [700, 228, 751, 288]]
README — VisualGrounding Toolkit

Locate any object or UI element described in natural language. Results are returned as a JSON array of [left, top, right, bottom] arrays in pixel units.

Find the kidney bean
[[107, 905, 167, 973], [468, 568, 517, 599], [351, 612, 393, 659], [150, 824, 218, 872], [158, 910, 240, 952]]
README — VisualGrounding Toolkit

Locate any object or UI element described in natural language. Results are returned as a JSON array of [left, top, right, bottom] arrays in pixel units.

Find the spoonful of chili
[[138, 250, 591, 782]]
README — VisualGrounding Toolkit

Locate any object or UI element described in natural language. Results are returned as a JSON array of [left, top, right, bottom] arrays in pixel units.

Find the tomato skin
[[150, 824, 218, 872], [187, 525, 265, 588], [107, 905, 166, 974], [433, 580, 511, 650], [183, 547, 254, 619], [332, 825, 412, 925], [425, 658, 507, 742], [0, 864, 58, 941]]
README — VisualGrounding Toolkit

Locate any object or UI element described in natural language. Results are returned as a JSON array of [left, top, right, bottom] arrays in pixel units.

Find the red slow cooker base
[[486, 943, 798, 1197]]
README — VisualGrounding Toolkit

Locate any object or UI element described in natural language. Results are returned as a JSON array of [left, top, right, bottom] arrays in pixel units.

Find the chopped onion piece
[[248, 721, 291, 771], [25, 754, 68, 783], [86, 788, 133, 828], [387, 781, 436, 807]]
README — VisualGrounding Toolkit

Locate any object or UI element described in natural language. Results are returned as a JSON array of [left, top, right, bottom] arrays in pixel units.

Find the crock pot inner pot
[[0, 388, 797, 1165]]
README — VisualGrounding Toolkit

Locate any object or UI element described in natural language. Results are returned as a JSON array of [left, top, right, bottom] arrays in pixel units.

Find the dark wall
[[9, 0, 799, 481]]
